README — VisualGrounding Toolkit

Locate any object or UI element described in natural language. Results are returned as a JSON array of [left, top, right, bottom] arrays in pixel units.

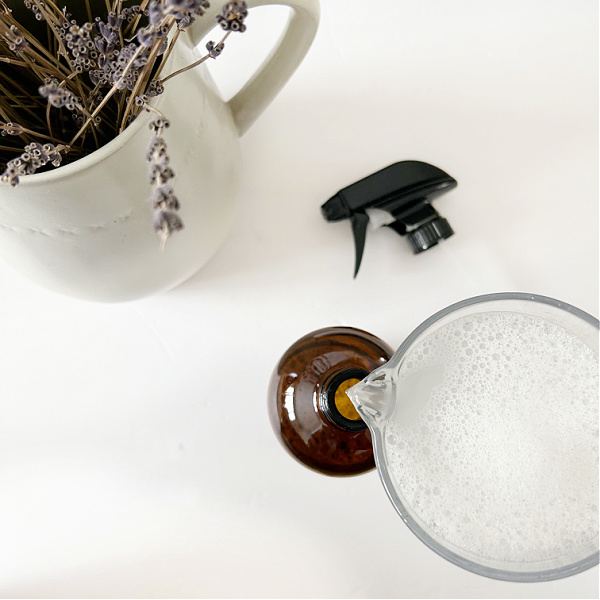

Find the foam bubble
[[383, 311, 599, 565]]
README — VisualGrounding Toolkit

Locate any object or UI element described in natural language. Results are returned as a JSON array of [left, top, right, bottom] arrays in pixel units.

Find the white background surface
[[0, 0, 598, 597]]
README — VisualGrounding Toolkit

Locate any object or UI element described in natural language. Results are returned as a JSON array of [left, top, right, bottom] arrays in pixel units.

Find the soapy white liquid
[[383, 311, 599, 566]]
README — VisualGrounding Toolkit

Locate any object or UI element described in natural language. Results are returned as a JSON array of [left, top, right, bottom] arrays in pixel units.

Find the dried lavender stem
[[0, 13, 70, 77], [154, 28, 181, 79], [0, 75, 47, 113], [143, 103, 165, 119], [29, 0, 71, 65], [65, 72, 98, 124], [125, 0, 151, 38], [45, 102, 53, 138], [119, 33, 169, 132], [21, 45, 71, 80], [0, 82, 45, 127], [84, 0, 93, 22], [116, 99, 124, 136], [43, 0, 70, 23], [20, 53, 47, 79], [0, 56, 27, 67], [77, 97, 101, 148], [115, 0, 124, 46], [5, 102, 42, 108], [159, 31, 231, 85], [1, 123, 66, 144]]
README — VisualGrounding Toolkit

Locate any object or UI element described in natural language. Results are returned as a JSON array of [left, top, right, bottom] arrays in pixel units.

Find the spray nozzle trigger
[[321, 161, 457, 277]]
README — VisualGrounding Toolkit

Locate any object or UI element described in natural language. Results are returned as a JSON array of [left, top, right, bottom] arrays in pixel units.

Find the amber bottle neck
[[319, 367, 370, 432]]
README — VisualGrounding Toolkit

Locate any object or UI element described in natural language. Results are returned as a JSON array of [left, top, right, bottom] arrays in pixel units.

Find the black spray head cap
[[321, 160, 457, 276]]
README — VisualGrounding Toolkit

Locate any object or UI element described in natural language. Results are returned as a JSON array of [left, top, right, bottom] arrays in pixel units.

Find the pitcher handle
[[185, 0, 320, 136]]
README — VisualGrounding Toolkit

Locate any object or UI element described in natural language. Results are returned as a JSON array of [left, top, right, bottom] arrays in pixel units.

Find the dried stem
[[125, 0, 151, 38], [45, 102, 53, 138], [143, 103, 165, 119], [0, 10, 70, 77], [0, 56, 27, 67], [159, 31, 231, 85], [119, 32, 171, 132], [1, 122, 66, 144], [0, 82, 45, 127], [154, 27, 180, 79], [0, 145, 24, 153], [30, 0, 69, 63]]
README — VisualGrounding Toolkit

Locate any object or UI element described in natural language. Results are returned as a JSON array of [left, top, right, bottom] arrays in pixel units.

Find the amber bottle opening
[[268, 327, 393, 476]]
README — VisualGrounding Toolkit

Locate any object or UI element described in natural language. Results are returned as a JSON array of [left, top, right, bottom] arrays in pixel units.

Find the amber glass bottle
[[268, 327, 393, 476]]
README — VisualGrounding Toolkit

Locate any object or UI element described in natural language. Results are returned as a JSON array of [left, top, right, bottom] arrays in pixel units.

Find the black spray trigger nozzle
[[321, 160, 457, 277]]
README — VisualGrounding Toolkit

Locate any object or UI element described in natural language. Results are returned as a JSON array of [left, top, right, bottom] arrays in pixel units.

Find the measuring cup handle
[[186, 0, 320, 136]]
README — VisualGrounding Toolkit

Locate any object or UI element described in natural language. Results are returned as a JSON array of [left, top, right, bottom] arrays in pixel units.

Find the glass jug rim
[[368, 291, 599, 582], [389, 292, 599, 371]]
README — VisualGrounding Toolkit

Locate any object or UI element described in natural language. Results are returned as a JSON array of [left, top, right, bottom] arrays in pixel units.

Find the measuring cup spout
[[346, 369, 394, 426]]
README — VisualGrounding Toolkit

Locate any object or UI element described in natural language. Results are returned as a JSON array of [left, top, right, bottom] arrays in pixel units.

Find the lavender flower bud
[[166, 0, 197, 9], [1, 162, 23, 186], [3, 25, 28, 53], [206, 40, 224, 58], [147, 0, 165, 25], [94, 36, 107, 54], [148, 162, 175, 186], [147, 80, 165, 97], [1, 122, 24, 136], [176, 15, 194, 29], [72, 113, 85, 127], [24, 0, 46, 21], [89, 69, 109, 86], [157, 37, 168, 55], [122, 5, 143, 23], [151, 184, 180, 210], [97, 20, 119, 44], [107, 11, 125, 30], [63, 22, 97, 72], [108, 44, 149, 90], [148, 136, 167, 156], [149, 117, 170, 133], [153, 209, 184, 235], [39, 78, 81, 111], [217, 1, 248, 32], [137, 24, 160, 47]]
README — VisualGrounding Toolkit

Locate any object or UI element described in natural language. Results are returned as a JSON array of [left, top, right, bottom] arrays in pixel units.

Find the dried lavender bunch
[[0, 0, 248, 248]]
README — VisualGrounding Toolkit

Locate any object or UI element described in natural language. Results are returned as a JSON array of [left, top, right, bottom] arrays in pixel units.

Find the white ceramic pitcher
[[0, 0, 319, 302]]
